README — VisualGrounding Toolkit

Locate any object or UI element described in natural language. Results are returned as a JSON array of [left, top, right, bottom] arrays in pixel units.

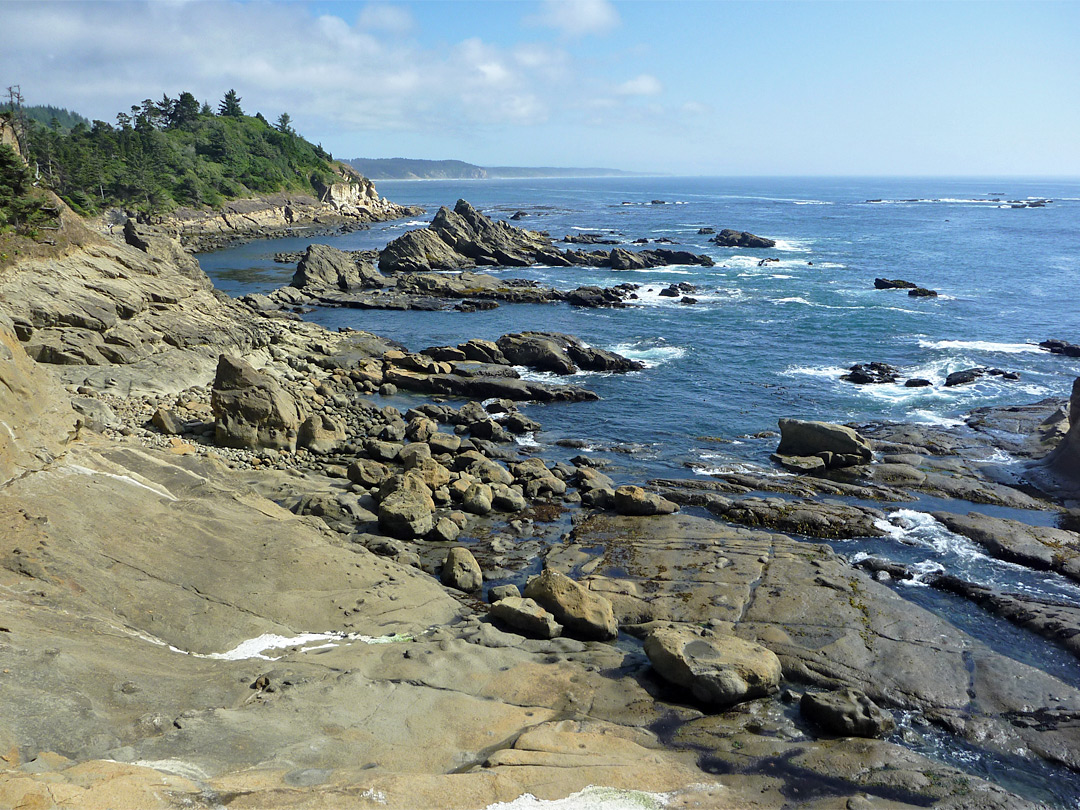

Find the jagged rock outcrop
[[1049, 378, 1080, 479], [379, 199, 713, 274]]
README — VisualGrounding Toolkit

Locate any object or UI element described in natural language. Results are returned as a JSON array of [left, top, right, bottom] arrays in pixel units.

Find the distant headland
[[347, 156, 640, 180]]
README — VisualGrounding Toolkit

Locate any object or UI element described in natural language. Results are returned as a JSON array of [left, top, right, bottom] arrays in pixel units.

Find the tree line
[[11, 89, 339, 216]]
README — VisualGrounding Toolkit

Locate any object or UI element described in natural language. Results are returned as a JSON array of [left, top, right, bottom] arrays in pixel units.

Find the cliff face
[[153, 171, 419, 252], [1050, 378, 1080, 479]]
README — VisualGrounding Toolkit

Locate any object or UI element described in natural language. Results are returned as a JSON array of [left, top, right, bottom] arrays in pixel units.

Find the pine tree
[[218, 89, 244, 118], [275, 112, 294, 135]]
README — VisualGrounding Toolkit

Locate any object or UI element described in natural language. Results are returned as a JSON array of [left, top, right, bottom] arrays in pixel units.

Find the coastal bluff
[[0, 199, 1078, 808]]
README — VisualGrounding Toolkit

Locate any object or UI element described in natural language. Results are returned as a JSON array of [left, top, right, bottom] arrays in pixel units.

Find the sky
[[2, 0, 1078, 176]]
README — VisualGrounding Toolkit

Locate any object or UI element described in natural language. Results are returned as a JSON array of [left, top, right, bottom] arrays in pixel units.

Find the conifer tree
[[218, 89, 243, 117]]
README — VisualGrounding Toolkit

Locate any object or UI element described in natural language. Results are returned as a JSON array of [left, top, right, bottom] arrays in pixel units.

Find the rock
[[710, 229, 776, 249], [932, 511, 1080, 580], [378, 482, 435, 540], [489, 597, 562, 639], [428, 516, 460, 543], [149, 407, 184, 435], [873, 278, 918, 290], [441, 546, 482, 592], [771, 454, 827, 473], [523, 568, 617, 641], [496, 333, 576, 375], [908, 287, 938, 298], [297, 413, 346, 454], [776, 419, 872, 467], [1040, 339, 1080, 358], [904, 378, 932, 387], [840, 362, 899, 385], [612, 485, 678, 516], [462, 482, 493, 515], [1048, 377, 1080, 480], [291, 244, 387, 290], [71, 397, 121, 432], [800, 689, 895, 738], [211, 354, 303, 452], [488, 584, 521, 602], [492, 485, 528, 512], [428, 431, 462, 455], [347, 458, 390, 488], [944, 368, 982, 387], [379, 227, 472, 274], [643, 626, 782, 707]]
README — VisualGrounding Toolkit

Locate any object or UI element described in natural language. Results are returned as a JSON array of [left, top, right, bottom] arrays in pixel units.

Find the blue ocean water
[[200, 176, 1080, 483]]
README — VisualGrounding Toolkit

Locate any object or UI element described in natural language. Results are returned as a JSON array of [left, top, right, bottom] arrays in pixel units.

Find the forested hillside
[[13, 90, 344, 215]]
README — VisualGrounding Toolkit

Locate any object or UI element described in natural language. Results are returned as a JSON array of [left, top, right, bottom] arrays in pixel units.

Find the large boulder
[[496, 333, 576, 375], [523, 569, 617, 641], [776, 418, 872, 468], [291, 244, 387, 290], [211, 354, 304, 452], [711, 229, 776, 248], [643, 626, 781, 707], [297, 413, 347, 454], [800, 688, 895, 738], [441, 546, 483, 592]]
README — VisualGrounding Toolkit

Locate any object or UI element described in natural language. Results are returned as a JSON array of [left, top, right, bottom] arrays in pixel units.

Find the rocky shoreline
[[2, 196, 1080, 809]]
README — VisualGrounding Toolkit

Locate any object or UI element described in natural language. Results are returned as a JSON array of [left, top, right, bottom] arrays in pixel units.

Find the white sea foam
[[917, 339, 1043, 354], [783, 364, 849, 379], [792, 199, 833, 205], [771, 238, 811, 252], [693, 461, 793, 478], [771, 296, 813, 305], [907, 410, 966, 427], [874, 510, 988, 562], [609, 342, 687, 367], [484, 786, 671, 810], [514, 431, 541, 449]]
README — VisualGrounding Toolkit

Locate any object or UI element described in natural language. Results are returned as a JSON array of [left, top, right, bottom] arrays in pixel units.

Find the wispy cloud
[[617, 74, 663, 96], [527, 0, 620, 37]]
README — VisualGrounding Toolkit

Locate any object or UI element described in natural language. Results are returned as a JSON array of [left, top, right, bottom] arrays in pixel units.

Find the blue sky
[[2, 0, 1078, 175]]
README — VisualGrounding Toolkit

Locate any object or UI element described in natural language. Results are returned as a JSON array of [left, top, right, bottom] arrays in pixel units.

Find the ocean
[[198, 176, 1080, 805], [200, 175, 1080, 483]]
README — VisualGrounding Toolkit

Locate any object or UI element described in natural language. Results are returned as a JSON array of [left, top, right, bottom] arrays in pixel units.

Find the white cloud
[[356, 2, 415, 34], [528, 0, 620, 37], [616, 74, 662, 96]]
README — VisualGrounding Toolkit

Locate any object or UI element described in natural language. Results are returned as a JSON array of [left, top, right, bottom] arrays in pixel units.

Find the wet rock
[[644, 625, 782, 707], [211, 354, 303, 452], [800, 689, 896, 738], [496, 333, 576, 374], [441, 546, 482, 592], [841, 362, 899, 385], [1048, 377, 1080, 480], [908, 287, 938, 297], [710, 229, 776, 249], [523, 568, 618, 641], [932, 511, 1080, 581], [944, 368, 982, 387], [1041, 339, 1080, 358], [612, 485, 678, 516], [489, 596, 562, 639], [873, 278, 918, 290]]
